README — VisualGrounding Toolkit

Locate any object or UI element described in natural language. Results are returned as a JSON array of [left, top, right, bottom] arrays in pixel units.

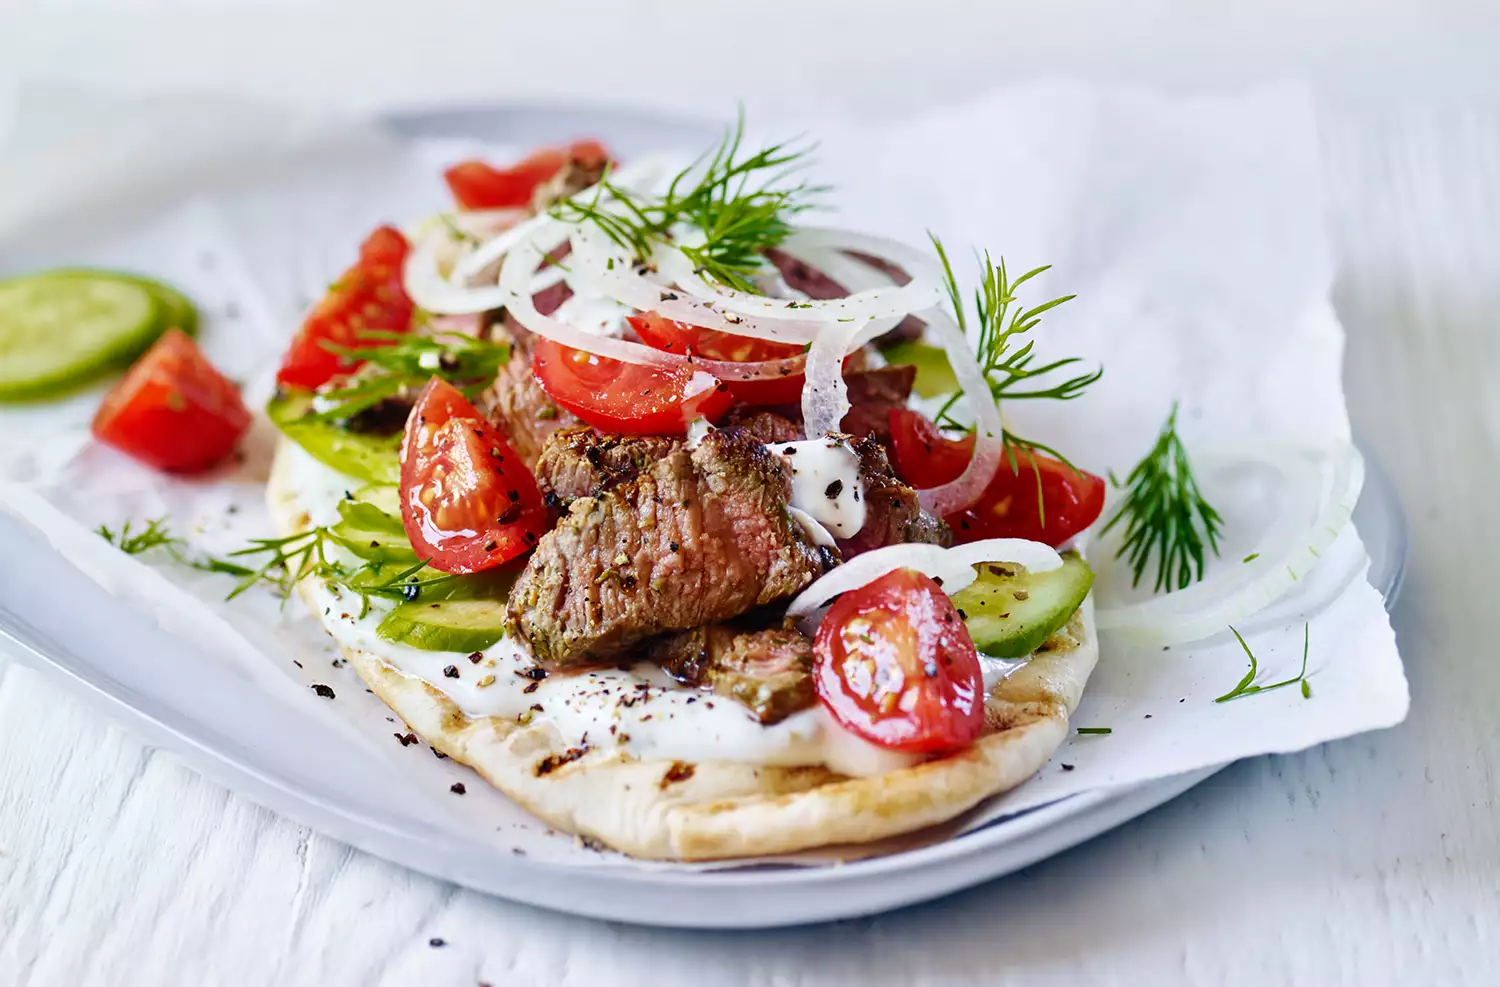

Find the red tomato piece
[[814, 568, 984, 753], [530, 337, 733, 436], [629, 311, 824, 406], [399, 378, 550, 574], [443, 140, 611, 211], [888, 409, 1106, 547], [276, 225, 415, 390], [91, 329, 250, 473]]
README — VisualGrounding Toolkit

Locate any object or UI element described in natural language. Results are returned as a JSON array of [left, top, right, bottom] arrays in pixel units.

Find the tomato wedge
[[813, 568, 984, 753], [443, 140, 610, 211], [399, 378, 550, 574], [92, 328, 250, 473], [888, 409, 1106, 547], [530, 337, 733, 436], [627, 311, 809, 405], [276, 225, 414, 390]]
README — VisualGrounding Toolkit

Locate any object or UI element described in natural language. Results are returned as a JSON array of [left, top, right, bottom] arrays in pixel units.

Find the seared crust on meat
[[534, 427, 682, 504], [270, 439, 1098, 860], [506, 428, 833, 667]]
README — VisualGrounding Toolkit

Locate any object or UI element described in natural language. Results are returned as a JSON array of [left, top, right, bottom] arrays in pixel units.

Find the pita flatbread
[[268, 439, 1098, 860]]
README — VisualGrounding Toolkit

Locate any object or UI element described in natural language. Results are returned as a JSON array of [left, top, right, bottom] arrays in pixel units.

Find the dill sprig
[[1100, 402, 1223, 592], [97, 511, 447, 616], [928, 235, 1100, 525], [310, 330, 510, 423], [1215, 624, 1313, 703], [96, 517, 179, 556], [551, 110, 823, 293]]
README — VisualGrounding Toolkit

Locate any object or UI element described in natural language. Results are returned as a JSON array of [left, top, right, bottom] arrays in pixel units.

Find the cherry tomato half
[[276, 225, 414, 390], [443, 140, 610, 211], [814, 568, 984, 753], [888, 409, 1105, 548], [399, 378, 550, 574], [530, 337, 733, 436], [628, 311, 848, 406], [92, 328, 250, 473]]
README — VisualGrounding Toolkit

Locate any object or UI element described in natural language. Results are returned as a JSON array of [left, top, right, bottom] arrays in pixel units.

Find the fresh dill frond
[[551, 110, 823, 293], [1214, 624, 1312, 703], [929, 234, 1099, 412], [96, 517, 178, 555], [96, 508, 439, 613], [1100, 402, 1223, 592], [928, 234, 1100, 525], [98, 516, 258, 581], [310, 331, 510, 422]]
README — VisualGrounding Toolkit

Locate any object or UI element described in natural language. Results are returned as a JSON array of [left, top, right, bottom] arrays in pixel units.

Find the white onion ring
[[1091, 440, 1364, 647], [914, 306, 1005, 517], [787, 538, 1063, 622], [568, 223, 829, 346], [403, 157, 671, 315], [502, 219, 810, 380], [654, 226, 942, 325], [801, 316, 866, 438]]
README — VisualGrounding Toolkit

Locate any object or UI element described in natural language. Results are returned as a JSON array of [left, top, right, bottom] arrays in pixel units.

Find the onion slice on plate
[[913, 306, 1006, 517], [787, 538, 1062, 625], [1090, 439, 1365, 647]]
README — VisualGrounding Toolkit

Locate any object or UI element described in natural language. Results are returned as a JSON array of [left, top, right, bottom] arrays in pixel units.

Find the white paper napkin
[[0, 82, 1407, 867]]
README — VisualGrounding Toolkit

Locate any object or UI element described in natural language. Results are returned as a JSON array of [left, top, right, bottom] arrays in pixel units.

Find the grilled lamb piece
[[732, 365, 917, 445], [721, 409, 805, 445], [481, 352, 577, 468], [533, 427, 681, 504], [505, 428, 834, 668], [768, 250, 925, 347], [837, 436, 951, 557], [649, 620, 815, 724], [841, 364, 916, 443]]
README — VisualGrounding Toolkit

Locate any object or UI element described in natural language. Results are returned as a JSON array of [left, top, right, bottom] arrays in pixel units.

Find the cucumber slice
[[268, 389, 402, 485], [0, 271, 164, 400], [377, 599, 507, 652], [49, 269, 201, 338], [351, 483, 402, 517], [951, 552, 1094, 658], [330, 499, 416, 563]]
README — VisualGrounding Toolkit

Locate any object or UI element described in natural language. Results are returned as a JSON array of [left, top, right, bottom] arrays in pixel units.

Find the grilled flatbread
[[269, 438, 1098, 860]]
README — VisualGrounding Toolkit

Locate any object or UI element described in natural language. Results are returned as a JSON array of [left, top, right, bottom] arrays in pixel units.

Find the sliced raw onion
[[404, 157, 671, 315], [652, 226, 941, 327], [1091, 440, 1364, 647], [504, 220, 811, 380], [567, 223, 830, 346], [787, 538, 1062, 622], [914, 306, 1005, 516]]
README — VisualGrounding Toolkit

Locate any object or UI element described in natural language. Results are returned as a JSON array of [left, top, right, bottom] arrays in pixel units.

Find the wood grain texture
[[3, 101, 1498, 986]]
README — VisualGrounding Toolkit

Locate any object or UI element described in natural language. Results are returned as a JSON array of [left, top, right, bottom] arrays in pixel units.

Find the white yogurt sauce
[[771, 439, 866, 539], [283, 446, 915, 777]]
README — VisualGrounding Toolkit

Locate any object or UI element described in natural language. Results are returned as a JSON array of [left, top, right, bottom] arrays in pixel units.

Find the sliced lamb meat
[[530, 155, 610, 213], [505, 428, 834, 668], [534, 426, 681, 504], [836, 436, 951, 557], [649, 620, 814, 724], [480, 352, 578, 468], [722, 409, 805, 444], [841, 364, 916, 442], [732, 365, 916, 444], [768, 249, 925, 347]]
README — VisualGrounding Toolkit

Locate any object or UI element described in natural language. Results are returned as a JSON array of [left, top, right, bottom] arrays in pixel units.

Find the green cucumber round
[[330, 498, 417, 563], [268, 389, 402, 485], [951, 552, 1094, 658], [0, 271, 167, 400], [377, 599, 508, 652]]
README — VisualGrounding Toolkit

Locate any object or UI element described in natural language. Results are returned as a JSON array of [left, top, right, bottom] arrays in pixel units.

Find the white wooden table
[[4, 6, 1500, 981]]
